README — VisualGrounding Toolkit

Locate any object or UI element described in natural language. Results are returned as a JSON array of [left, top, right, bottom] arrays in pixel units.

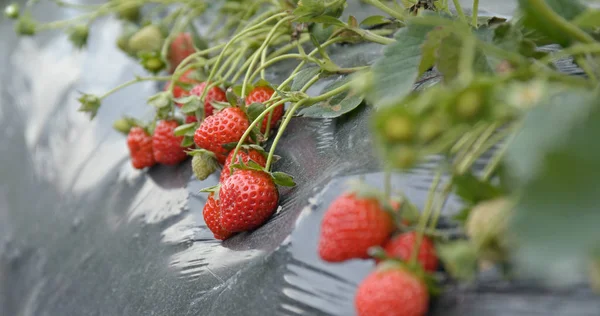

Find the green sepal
[[173, 122, 198, 137]]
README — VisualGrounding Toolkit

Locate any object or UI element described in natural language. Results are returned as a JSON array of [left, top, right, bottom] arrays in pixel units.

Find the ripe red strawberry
[[245, 86, 284, 133], [168, 33, 195, 73], [219, 169, 278, 232], [127, 127, 156, 169], [318, 193, 394, 262], [203, 194, 233, 240], [220, 148, 267, 183], [355, 266, 429, 316], [190, 82, 227, 117], [381, 232, 439, 272], [194, 107, 250, 164], [152, 120, 188, 165]]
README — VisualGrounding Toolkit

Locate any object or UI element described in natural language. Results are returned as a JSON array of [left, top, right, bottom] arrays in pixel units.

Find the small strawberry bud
[[77, 94, 102, 119], [384, 115, 414, 142], [4, 3, 19, 19], [68, 24, 89, 49], [116, 22, 139, 56], [113, 117, 135, 135], [139, 51, 166, 74], [15, 14, 36, 36]]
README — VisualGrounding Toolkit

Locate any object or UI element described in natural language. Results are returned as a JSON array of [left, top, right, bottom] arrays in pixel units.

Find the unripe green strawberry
[[466, 198, 512, 261], [190, 150, 219, 181], [455, 90, 483, 120], [68, 24, 89, 49], [117, 1, 140, 22], [117, 22, 139, 56], [384, 115, 414, 142], [391, 146, 417, 169], [128, 24, 164, 54]]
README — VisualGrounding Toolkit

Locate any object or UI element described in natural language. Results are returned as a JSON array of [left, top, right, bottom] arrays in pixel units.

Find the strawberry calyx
[[229, 155, 295, 187], [189, 149, 219, 180], [346, 180, 419, 229], [200, 184, 221, 199], [375, 259, 441, 296]]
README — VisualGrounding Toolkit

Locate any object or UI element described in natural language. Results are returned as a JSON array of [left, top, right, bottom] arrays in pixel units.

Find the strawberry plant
[[8, 0, 600, 314]]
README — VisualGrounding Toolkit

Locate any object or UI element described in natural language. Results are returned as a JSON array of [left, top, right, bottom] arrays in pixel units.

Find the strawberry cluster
[[317, 190, 439, 316]]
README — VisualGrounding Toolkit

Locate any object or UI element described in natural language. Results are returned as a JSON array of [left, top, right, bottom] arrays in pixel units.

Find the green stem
[[100, 75, 171, 99], [351, 28, 395, 45], [526, 0, 595, 44], [229, 98, 291, 173], [471, 0, 479, 27], [452, 0, 467, 22], [248, 54, 311, 84], [241, 16, 295, 98], [411, 171, 442, 265], [428, 182, 453, 230], [265, 100, 307, 170], [540, 43, 600, 64], [203, 12, 289, 97], [223, 48, 247, 81], [482, 124, 521, 180], [307, 81, 352, 102], [384, 168, 392, 199], [456, 123, 498, 174], [364, 0, 405, 20]]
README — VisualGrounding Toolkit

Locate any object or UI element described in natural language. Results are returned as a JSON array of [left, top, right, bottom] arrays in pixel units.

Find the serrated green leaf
[[436, 33, 492, 82], [291, 67, 321, 91], [419, 26, 451, 76], [148, 92, 172, 109], [226, 89, 239, 106], [179, 97, 202, 113], [360, 15, 389, 28], [311, 15, 346, 26], [272, 171, 296, 187], [436, 240, 478, 281], [221, 142, 238, 151], [518, 0, 587, 46], [506, 88, 600, 285], [309, 22, 335, 43], [297, 76, 364, 118], [173, 122, 197, 137], [181, 135, 194, 147], [573, 9, 600, 29], [369, 23, 434, 108], [246, 160, 264, 170], [453, 172, 503, 204], [246, 103, 265, 122]]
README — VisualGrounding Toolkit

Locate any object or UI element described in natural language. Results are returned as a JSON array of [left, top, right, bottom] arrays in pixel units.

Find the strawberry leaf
[[291, 67, 321, 91], [173, 122, 197, 137], [359, 15, 389, 28], [179, 97, 202, 114], [181, 135, 194, 147], [221, 142, 238, 151], [199, 184, 220, 194], [246, 102, 265, 123], [436, 240, 478, 281], [297, 76, 364, 118], [452, 172, 503, 205], [226, 89, 239, 106], [271, 171, 296, 187], [311, 15, 345, 27]]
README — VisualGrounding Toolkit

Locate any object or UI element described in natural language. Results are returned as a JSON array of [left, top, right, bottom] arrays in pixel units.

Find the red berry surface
[[127, 127, 156, 169], [219, 148, 267, 183], [190, 82, 227, 117], [219, 170, 279, 232], [382, 232, 439, 272], [168, 33, 195, 73], [194, 107, 250, 164], [203, 194, 233, 240], [318, 193, 394, 262], [152, 120, 188, 165], [245, 86, 284, 133]]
